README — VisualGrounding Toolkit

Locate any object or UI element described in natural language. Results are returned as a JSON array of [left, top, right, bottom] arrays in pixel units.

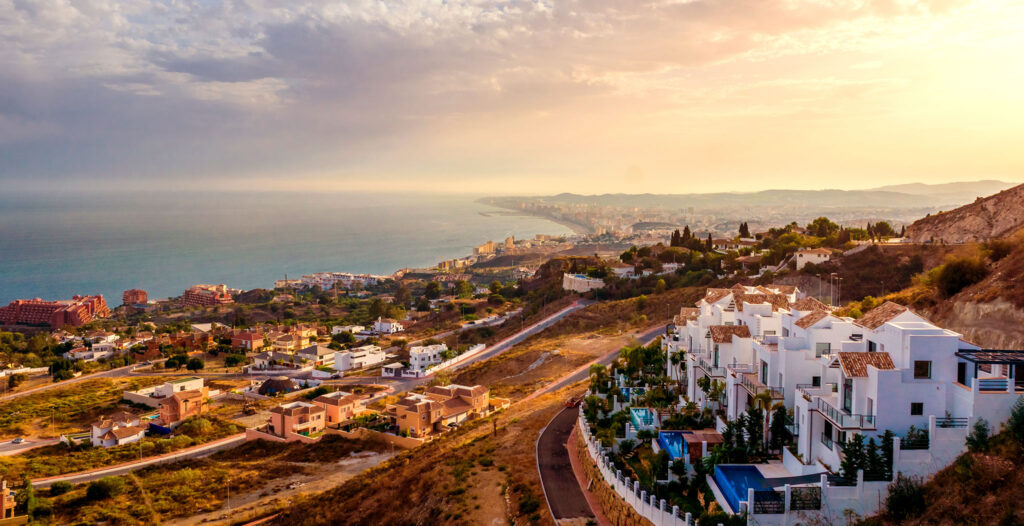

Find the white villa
[[662, 284, 1024, 523], [334, 345, 386, 373], [91, 411, 147, 448], [409, 343, 448, 372], [794, 248, 832, 270], [373, 317, 404, 334]]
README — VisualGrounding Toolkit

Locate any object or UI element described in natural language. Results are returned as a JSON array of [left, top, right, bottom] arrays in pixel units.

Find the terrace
[[740, 373, 784, 400], [814, 396, 875, 430]]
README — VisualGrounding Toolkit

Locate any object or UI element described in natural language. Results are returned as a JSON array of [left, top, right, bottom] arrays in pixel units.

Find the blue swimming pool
[[620, 387, 645, 403], [714, 465, 770, 513], [630, 407, 655, 429], [657, 430, 690, 460]]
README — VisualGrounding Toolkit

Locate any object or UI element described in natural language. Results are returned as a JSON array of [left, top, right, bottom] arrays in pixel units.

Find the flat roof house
[[313, 391, 366, 427], [267, 401, 326, 442]]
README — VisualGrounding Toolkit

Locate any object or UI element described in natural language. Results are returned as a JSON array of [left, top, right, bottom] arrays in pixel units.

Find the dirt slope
[[905, 183, 1024, 243]]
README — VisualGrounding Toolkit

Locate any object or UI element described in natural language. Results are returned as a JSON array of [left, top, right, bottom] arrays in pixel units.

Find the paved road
[[537, 406, 594, 521], [0, 438, 60, 456], [32, 433, 247, 488], [0, 364, 141, 401]]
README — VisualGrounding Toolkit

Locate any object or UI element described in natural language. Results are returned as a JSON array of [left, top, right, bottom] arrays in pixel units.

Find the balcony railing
[[820, 432, 834, 450], [936, 417, 969, 428], [741, 373, 784, 399], [696, 355, 726, 377], [728, 362, 755, 374], [816, 397, 876, 429]]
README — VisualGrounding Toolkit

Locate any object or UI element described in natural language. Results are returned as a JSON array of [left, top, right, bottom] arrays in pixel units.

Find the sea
[[0, 191, 571, 305]]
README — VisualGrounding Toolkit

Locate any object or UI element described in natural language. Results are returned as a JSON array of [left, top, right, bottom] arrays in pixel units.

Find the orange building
[[122, 289, 148, 305], [1, 478, 17, 521], [387, 384, 491, 438], [268, 401, 326, 441], [313, 391, 366, 426], [0, 295, 109, 328], [181, 284, 233, 307], [157, 388, 208, 426]]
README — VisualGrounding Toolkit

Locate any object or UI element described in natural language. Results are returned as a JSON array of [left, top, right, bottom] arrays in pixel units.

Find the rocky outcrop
[[905, 184, 1024, 243], [929, 298, 1024, 349]]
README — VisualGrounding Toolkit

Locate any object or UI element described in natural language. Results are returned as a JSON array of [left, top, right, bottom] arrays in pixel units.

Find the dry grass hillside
[[271, 391, 574, 526]]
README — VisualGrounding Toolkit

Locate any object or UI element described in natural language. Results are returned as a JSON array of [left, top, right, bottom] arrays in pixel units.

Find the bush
[[966, 418, 990, 452], [48, 481, 73, 496], [985, 239, 1013, 262], [935, 257, 988, 297], [885, 474, 925, 521], [85, 476, 125, 501], [1008, 397, 1024, 443]]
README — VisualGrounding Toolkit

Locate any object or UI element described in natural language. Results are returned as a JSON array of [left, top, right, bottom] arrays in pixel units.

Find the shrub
[[966, 418, 990, 452], [985, 239, 1013, 262], [518, 493, 540, 514], [1008, 397, 1024, 443], [885, 474, 925, 521], [48, 481, 72, 496], [85, 476, 125, 501], [935, 257, 988, 297]]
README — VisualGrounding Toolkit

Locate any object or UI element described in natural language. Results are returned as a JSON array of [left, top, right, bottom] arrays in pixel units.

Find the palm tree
[[750, 391, 775, 451]]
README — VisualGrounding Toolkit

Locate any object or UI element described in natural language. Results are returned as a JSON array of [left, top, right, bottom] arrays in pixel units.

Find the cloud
[[0, 0, 1018, 192]]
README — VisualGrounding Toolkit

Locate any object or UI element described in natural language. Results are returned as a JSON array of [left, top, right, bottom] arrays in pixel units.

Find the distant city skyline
[[3, 1, 1023, 195]]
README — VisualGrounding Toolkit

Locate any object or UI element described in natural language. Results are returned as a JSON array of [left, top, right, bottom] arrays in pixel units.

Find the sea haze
[[0, 192, 572, 304]]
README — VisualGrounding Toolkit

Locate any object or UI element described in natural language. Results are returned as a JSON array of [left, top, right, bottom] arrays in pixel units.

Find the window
[[838, 431, 848, 444], [812, 376, 821, 387], [910, 402, 924, 416], [913, 360, 932, 379], [867, 340, 877, 352], [815, 342, 830, 358], [842, 378, 853, 412]]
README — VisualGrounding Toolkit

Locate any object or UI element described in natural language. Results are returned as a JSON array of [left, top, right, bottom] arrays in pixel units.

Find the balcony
[[796, 383, 834, 401], [740, 373, 784, 400], [728, 362, 755, 375], [815, 397, 875, 429], [754, 334, 780, 353], [696, 355, 726, 377]]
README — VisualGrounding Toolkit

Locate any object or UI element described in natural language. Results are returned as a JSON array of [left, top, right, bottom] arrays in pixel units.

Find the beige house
[[313, 391, 366, 426], [387, 384, 491, 438], [267, 401, 326, 441]]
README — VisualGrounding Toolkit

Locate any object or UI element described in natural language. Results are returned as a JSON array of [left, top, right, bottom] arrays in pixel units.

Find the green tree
[[16, 479, 35, 517], [966, 418, 990, 452], [48, 481, 72, 497], [186, 358, 204, 372], [1008, 397, 1024, 443], [738, 222, 750, 238], [839, 433, 866, 483], [424, 281, 442, 300], [394, 284, 412, 307], [454, 280, 474, 299], [865, 437, 885, 480], [807, 217, 840, 237], [936, 257, 989, 297], [86, 477, 125, 501], [885, 474, 925, 521]]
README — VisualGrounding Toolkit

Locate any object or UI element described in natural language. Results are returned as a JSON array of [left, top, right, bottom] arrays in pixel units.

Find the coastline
[[477, 204, 593, 236]]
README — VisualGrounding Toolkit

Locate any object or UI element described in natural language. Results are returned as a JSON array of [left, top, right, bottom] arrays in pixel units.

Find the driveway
[[537, 406, 595, 521]]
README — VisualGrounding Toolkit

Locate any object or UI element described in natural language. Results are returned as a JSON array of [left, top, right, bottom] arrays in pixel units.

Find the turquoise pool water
[[657, 431, 690, 460], [630, 407, 655, 429], [714, 465, 769, 513]]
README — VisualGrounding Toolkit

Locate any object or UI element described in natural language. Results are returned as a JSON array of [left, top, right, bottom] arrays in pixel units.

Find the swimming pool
[[620, 387, 645, 403], [657, 430, 690, 460], [714, 465, 770, 513], [630, 407, 656, 430]]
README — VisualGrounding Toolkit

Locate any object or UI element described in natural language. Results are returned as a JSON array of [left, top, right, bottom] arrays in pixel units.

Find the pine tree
[[865, 437, 884, 480], [705, 233, 713, 251], [682, 225, 692, 241], [671, 229, 681, 247], [839, 433, 866, 483], [881, 430, 895, 479], [900, 225, 906, 237], [739, 222, 751, 238]]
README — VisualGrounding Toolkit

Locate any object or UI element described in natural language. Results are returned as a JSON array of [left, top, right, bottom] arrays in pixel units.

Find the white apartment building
[[331, 325, 365, 336], [300, 272, 383, 290], [666, 285, 1024, 497], [334, 345, 386, 372], [409, 343, 448, 372]]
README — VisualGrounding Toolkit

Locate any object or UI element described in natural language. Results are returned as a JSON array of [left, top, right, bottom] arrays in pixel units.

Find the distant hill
[[905, 183, 1024, 243], [869, 180, 1016, 197]]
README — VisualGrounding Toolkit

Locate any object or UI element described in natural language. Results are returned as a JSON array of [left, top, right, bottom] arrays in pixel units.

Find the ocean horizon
[[0, 191, 571, 305]]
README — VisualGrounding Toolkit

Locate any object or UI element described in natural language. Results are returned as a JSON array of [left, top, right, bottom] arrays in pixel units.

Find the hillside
[[905, 183, 1024, 243]]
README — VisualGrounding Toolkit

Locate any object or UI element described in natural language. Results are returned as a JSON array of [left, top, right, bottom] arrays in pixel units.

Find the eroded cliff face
[[905, 184, 1024, 243], [929, 298, 1024, 349]]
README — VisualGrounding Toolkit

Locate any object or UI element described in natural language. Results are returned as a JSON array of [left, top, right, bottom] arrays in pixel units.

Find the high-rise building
[[181, 284, 233, 307], [0, 295, 110, 328], [122, 289, 148, 305]]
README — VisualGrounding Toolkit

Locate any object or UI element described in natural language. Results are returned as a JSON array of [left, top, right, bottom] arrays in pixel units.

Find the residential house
[[409, 343, 447, 372], [795, 248, 833, 270], [313, 391, 366, 426], [252, 351, 304, 369], [90, 411, 146, 448], [562, 273, 605, 292], [373, 317, 404, 334], [156, 388, 208, 427], [334, 345, 386, 372], [1, 478, 20, 521], [265, 401, 326, 441], [297, 344, 336, 367], [272, 332, 309, 352], [122, 377, 209, 407], [332, 325, 365, 336], [386, 384, 491, 438], [231, 330, 265, 351]]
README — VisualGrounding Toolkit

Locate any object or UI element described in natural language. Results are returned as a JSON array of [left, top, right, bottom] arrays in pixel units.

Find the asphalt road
[[536, 406, 594, 521], [0, 438, 60, 456], [32, 433, 247, 488]]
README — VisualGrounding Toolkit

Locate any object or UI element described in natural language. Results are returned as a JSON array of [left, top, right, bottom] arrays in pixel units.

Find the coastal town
[[1, 183, 1024, 525]]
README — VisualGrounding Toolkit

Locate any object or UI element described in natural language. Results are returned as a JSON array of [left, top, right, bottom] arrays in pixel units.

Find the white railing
[[578, 411, 693, 526]]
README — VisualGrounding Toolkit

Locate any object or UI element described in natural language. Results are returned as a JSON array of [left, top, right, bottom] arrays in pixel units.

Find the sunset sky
[[2, 0, 1023, 194]]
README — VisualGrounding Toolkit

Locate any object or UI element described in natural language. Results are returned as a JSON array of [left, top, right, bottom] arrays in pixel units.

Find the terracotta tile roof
[[797, 248, 833, 255], [838, 352, 895, 377], [674, 308, 699, 325], [794, 310, 829, 329], [854, 301, 909, 329], [440, 398, 474, 418], [734, 293, 790, 312], [701, 288, 732, 306], [314, 392, 363, 407], [709, 325, 751, 343], [791, 297, 829, 312], [770, 285, 798, 294], [103, 425, 147, 441]]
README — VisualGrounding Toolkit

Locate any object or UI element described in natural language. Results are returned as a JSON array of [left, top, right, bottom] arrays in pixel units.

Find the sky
[[2, 0, 1023, 195]]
